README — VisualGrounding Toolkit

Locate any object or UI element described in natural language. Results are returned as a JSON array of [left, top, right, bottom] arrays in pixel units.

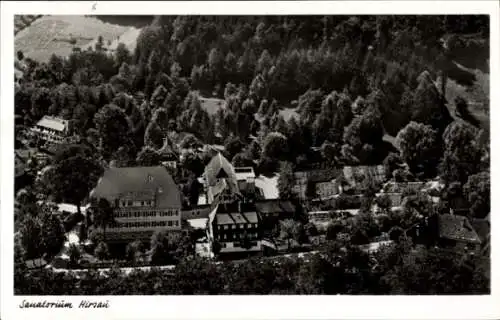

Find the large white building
[[89, 166, 182, 242], [31, 116, 69, 144]]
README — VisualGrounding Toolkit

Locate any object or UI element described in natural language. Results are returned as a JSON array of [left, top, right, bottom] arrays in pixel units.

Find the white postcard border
[[1, 1, 499, 320]]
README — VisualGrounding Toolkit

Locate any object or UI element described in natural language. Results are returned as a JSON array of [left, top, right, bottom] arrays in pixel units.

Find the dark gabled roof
[[217, 201, 256, 214], [214, 201, 259, 225], [216, 212, 258, 225], [438, 214, 481, 244], [255, 199, 296, 214], [91, 166, 181, 208]]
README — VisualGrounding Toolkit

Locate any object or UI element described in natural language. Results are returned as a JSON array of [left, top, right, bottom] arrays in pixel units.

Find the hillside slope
[[15, 15, 136, 62]]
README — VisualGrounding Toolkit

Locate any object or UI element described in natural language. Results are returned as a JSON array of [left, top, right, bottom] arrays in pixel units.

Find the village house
[[292, 169, 338, 200], [308, 209, 359, 230], [338, 165, 387, 194], [31, 116, 69, 144], [315, 180, 340, 199], [371, 191, 407, 215], [255, 199, 296, 221], [207, 201, 261, 254], [255, 199, 296, 232], [436, 214, 482, 254], [158, 137, 179, 170], [89, 166, 182, 242]]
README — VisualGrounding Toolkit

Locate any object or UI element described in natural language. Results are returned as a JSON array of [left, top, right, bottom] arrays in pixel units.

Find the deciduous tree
[[396, 121, 440, 178], [48, 144, 103, 215]]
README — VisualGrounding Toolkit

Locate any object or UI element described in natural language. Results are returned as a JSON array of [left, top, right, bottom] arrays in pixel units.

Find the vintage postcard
[[1, 1, 499, 320]]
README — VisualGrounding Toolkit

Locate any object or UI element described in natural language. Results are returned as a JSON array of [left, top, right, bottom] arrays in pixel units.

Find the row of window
[[38, 132, 64, 142], [221, 241, 258, 248], [217, 223, 257, 230], [114, 220, 180, 229], [159, 211, 178, 217], [120, 200, 154, 207], [218, 232, 259, 241], [115, 210, 178, 218]]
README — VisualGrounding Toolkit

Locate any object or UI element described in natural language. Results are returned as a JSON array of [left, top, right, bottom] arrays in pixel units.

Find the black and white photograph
[[1, 1, 499, 319]]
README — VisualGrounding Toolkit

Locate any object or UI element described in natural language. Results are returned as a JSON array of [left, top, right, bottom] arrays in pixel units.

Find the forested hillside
[[15, 15, 488, 173]]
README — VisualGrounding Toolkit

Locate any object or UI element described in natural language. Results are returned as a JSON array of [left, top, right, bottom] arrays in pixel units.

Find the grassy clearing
[[446, 62, 489, 116], [199, 97, 226, 116], [279, 107, 300, 122]]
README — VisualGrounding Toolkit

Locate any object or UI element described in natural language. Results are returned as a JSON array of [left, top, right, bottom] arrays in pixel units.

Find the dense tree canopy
[[396, 121, 440, 178], [47, 144, 104, 213], [440, 121, 482, 184]]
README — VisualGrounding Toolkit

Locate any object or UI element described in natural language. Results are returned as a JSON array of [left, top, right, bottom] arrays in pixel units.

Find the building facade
[[89, 166, 182, 242]]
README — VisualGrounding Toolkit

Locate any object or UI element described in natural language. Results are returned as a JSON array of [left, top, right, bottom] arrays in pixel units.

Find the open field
[[199, 97, 226, 115], [15, 15, 141, 62], [446, 61, 490, 117]]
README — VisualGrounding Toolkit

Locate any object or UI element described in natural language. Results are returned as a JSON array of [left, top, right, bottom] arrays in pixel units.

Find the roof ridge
[[227, 211, 237, 224]]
